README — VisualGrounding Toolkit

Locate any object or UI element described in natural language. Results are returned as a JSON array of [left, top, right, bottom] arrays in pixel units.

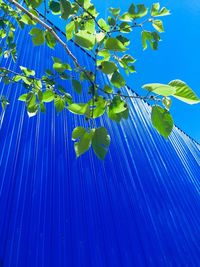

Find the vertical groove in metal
[[0, 25, 199, 267]]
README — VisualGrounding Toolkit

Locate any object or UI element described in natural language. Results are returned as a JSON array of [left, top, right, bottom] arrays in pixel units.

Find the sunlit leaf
[[105, 37, 127, 52], [151, 105, 173, 138], [72, 127, 94, 157], [169, 80, 200, 104], [142, 83, 176, 96]]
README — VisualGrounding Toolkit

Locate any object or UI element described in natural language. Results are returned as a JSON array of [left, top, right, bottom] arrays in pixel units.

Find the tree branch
[[0, 67, 40, 80], [8, 0, 94, 84]]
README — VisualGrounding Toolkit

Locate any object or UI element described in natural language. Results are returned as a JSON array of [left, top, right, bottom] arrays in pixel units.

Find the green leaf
[[152, 20, 164, 33], [42, 90, 55, 102], [72, 127, 94, 157], [111, 71, 126, 88], [25, 0, 43, 8], [74, 30, 95, 50], [151, 105, 173, 138], [60, 0, 71, 20], [64, 93, 73, 105], [45, 69, 54, 76], [40, 102, 46, 113], [59, 73, 69, 80], [151, 3, 170, 17], [101, 61, 117, 74], [29, 28, 44, 46], [96, 32, 106, 43], [128, 4, 148, 19], [92, 127, 110, 160], [0, 96, 9, 110], [119, 22, 132, 33], [142, 30, 160, 50], [72, 79, 82, 94], [116, 35, 130, 47], [162, 97, 172, 110], [20, 11, 37, 25], [109, 7, 120, 17], [2, 76, 10, 85], [0, 29, 6, 39], [119, 54, 136, 74], [108, 101, 129, 122], [52, 57, 71, 73], [54, 96, 65, 112], [53, 62, 66, 73], [169, 80, 200, 104], [18, 94, 27, 102], [104, 85, 113, 94], [26, 92, 36, 110], [108, 16, 116, 26], [72, 126, 86, 140], [142, 83, 176, 96], [21, 76, 32, 85], [109, 96, 127, 114], [120, 12, 132, 22], [97, 49, 110, 65], [45, 30, 57, 49], [67, 103, 89, 115], [104, 38, 127, 52], [37, 90, 43, 102], [121, 54, 135, 64], [27, 105, 38, 117], [98, 18, 110, 32], [49, 1, 60, 14], [90, 96, 106, 118], [20, 66, 35, 76], [66, 21, 75, 41]]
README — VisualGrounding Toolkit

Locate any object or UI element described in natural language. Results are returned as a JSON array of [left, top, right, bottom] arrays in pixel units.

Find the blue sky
[[46, 0, 200, 143], [92, 0, 200, 143]]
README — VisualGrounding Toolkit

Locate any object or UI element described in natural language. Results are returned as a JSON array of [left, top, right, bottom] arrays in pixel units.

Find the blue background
[[0, 12, 200, 266], [0, 2, 200, 267]]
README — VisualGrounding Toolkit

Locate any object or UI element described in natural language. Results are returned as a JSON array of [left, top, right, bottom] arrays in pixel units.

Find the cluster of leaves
[[0, 0, 20, 61], [0, 0, 200, 159]]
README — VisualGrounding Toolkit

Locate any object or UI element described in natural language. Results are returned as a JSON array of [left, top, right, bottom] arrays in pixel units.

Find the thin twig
[[98, 87, 159, 102], [107, 18, 150, 34], [74, 0, 108, 34]]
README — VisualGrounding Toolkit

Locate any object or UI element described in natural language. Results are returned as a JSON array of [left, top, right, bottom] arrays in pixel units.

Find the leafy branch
[[0, 0, 200, 159], [8, 0, 94, 83]]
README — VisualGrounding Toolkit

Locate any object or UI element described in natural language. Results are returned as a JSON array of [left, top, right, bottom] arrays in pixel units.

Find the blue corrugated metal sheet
[[0, 22, 200, 267]]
